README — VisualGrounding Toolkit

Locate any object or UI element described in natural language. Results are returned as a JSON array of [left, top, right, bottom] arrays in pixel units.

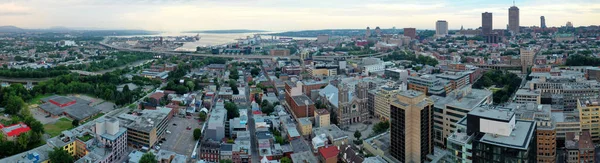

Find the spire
[[513, 0, 515, 6]]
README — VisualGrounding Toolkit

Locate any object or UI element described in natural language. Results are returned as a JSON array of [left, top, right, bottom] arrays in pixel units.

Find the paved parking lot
[[160, 116, 203, 156], [29, 107, 58, 124], [94, 102, 117, 113]]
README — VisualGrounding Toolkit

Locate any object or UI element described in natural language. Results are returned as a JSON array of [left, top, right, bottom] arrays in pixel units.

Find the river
[[112, 32, 316, 51]]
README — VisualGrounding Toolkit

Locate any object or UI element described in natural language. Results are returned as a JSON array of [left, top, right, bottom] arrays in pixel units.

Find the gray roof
[[64, 103, 102, 121], [291, 151, 318, 163], [0, 144, 53, 163], [290, 138, 311, 153], [479, 120, 535, 150], [430, 88, 492, 110], [469, 107, 514, 122], [118, 107, 172, 133], [291, 95, 314, 106], [313, 124, 348, 141]]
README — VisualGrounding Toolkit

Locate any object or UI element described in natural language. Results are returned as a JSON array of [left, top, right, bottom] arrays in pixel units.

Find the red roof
[[252, 110, 263, 115], [150, 92, 165, 100], [0, 122, 31, 137], [319, 146, 339, 159]]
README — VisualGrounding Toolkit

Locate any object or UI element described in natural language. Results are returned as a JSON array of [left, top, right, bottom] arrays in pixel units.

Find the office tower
[[520, 48, 535, 73], [509, 6, 520, 34], [566, 21, 573, 28], [403, 28, 416, 39], [541, 16, 547, 28], [390, 90, 434, 163], [511, 103, 556, 163], [481, 12, 493, 35], [366, 27, 371, 38], [435, 20, 448, 37], [375, 26, 382, 36]]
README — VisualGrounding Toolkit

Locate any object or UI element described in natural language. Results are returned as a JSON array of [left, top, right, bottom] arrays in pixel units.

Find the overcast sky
[[0, 0, 598, 32]]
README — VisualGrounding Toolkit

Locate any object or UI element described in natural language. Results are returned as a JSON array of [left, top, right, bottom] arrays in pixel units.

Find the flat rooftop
[[313, 124, 347, 141], [479, 120, 535, 150], [291, 95, 314, 106], [291, 151, 318, 163], [469, 107, 514, 122], [430, 88, 492, 110], [118, 107, 172, 133]]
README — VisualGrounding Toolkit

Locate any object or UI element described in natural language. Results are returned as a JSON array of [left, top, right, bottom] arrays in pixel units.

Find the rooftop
[[291, 151, 319, 163], [469, 107, 514, 122], [479, 120, 536, 150], [430, 88, 492, 110], [315, 109, 330, 115], [0, 122, 31, 137], [565, 131, 594, 150], [319, 146, 340, 159], [298, 117, 312, 126], [291, 95, 314, 106], [313, 124, 348, 141], [118, 107, 172, 133], [290, 138, 312, 153]]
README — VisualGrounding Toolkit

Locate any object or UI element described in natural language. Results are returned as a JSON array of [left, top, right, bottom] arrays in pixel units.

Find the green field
[[28, 94, 53, 104], [44, 117, 73, 137]]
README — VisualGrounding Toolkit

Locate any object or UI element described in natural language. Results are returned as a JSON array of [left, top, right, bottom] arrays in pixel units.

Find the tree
[[220, 160, 234, 163], [193, 128, 202, 140], [250, 68, 261, 77], [140, 152, 158, 163], [198, 112, 207, 121], [49, 147, 75, 163], [5, 96, 24, 115], [224, 102, 240, 119], [354, 130, 362, 139], [280, 156, 292, 163], [72, 119, 80, 127]]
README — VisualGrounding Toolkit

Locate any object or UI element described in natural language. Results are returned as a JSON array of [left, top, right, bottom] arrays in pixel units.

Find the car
[[161, 138, 166, 141], [166, 130, 172, 134], [172, 123, 177, 126], [186, 126, 191, 130]]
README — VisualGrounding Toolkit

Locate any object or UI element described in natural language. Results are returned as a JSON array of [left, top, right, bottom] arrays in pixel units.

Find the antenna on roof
[[513, 0, 515, 6]]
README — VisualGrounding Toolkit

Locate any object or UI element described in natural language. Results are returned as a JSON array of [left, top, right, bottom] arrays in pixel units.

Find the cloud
[[0, 0, 598, 31]]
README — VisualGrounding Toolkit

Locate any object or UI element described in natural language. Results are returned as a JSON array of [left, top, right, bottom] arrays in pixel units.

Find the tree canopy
[[49, 147, 74, 163], [140, 152, 158, 163]]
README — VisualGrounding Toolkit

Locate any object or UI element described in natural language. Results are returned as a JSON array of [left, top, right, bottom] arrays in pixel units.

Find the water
[[112, 32, 316, 51]]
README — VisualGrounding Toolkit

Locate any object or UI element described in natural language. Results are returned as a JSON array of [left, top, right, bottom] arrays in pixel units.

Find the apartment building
[[435, 71, 471, 90], [408, 75, 452, 97], [515, 89, 541, 104], [374, 87, 399, 121], [577, 98, 600, 143], [565, 131, 595, 163], [511, 103, 556, 163], [430, 86, 492, 148], [389, 90, 434, 163], [117, 107, 172, 148]]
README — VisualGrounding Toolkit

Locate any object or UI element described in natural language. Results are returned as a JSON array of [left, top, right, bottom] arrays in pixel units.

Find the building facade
[[436, 20, 449, 37], [509, 6, 520, 34], [337, 82, 370, 125], [390, 90, 434, 163], [404, 28, 417, 39]]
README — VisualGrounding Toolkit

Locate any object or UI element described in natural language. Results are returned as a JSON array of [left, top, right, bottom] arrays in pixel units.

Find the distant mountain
[[183, 29, 268, 34], [46, 26, 72, 31], [0, 26, 25, 32]]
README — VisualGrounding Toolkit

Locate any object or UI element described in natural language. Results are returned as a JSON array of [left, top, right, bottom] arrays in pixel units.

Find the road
[[246, 76, 260, 162]]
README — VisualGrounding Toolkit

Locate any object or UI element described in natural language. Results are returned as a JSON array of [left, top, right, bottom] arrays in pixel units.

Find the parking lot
[[93, 102, 117, 113], [29, 106, 58, 125], [159, 115, 203, 156]]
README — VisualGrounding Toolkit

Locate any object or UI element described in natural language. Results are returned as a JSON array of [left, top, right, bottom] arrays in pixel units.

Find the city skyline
[[0, 0, 598, 32]]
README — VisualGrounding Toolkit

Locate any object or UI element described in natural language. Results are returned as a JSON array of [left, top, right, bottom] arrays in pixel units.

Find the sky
[[0, 0, 598, 32]]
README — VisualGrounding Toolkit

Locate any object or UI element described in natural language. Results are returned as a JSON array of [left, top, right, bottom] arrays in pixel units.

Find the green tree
[[224, 102, 240, 119], [250, 68, 261, 77], [140, 152, 157, 163], [193, 128, 202, 140], [5, 96, 24, 115], [354, 130, 362, 139], [72, 119, 80, 127], [220, 160, 234, 163], [280, 156, 292, 163], [198, 112, 207, 121], [49, 147, 75, 163]]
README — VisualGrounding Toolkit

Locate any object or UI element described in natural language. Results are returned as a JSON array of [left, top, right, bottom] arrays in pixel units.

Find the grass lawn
[[28, 94, 53, 104], [44, 117, 74, 137]]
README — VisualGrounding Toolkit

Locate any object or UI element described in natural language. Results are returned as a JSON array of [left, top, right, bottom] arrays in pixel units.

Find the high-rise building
[[436, 20, 449, 37], [366, 27, 371, 38], [403, 28, 416, 39], [375, 26, 382, 36], [481, 12, 493, 35], [520, 48, 535, 73], [390, 90, 434, 163], [577, 98, 600, 143], [509, 6, 520, 34], [541, 16, 547, 28]]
